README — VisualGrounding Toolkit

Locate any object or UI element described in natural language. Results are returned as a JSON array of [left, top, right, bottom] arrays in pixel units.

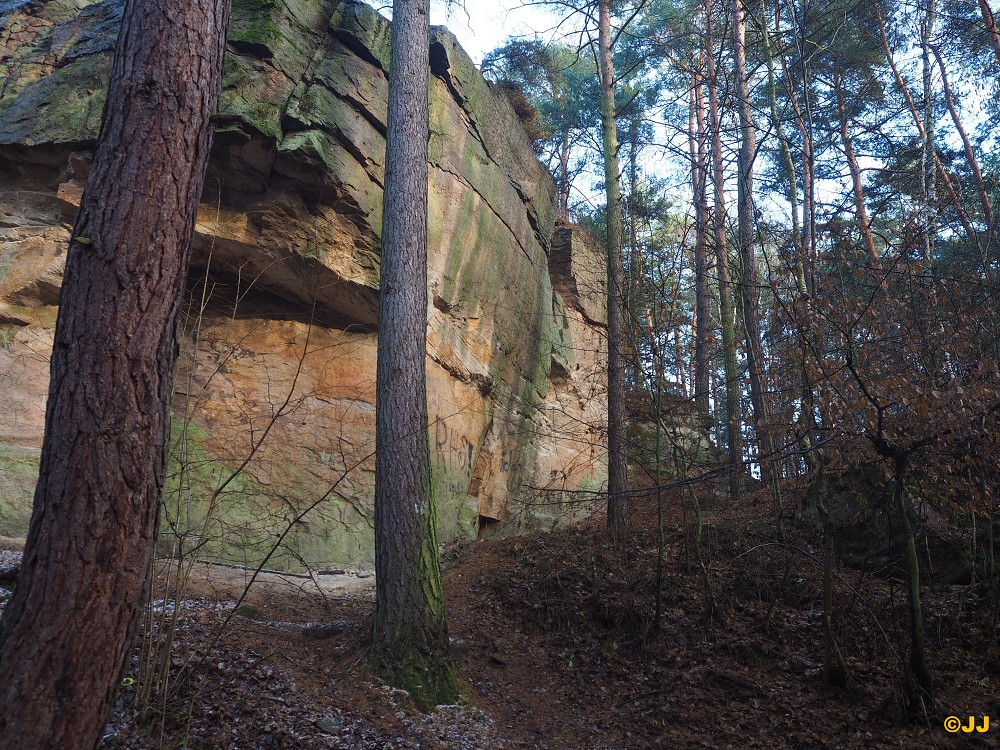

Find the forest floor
[[1, 484, 998, 749]]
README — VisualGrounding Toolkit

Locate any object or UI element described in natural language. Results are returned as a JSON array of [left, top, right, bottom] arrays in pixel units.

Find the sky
[[428, 1, 560, 65]]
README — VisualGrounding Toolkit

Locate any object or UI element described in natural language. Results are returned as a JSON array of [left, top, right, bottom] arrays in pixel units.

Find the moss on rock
[[0, 442, 40, 536]]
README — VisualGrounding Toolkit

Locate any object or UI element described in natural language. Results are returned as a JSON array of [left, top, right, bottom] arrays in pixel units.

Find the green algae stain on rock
[[329, 0, 392, 71], [162, 418, 378, 570], [228, 0, 283, 57], [0, 57, 109, 145], [0, 442, 39, 537], [160, 419, 270, 566]]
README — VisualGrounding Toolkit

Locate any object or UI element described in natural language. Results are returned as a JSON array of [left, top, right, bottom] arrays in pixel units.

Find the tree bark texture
[[0, 1, 230, 748], [372, 0, 457, 710], [599, 0, 630, 537]]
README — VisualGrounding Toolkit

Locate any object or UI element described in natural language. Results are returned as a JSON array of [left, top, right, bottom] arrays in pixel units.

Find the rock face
[[0, 0, 608, 568]]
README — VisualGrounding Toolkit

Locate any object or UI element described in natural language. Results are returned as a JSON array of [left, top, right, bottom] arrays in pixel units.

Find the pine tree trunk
[[560, 129, 571, 221], [979, 0, 1000, 66], [931, 45, 995, 253], [920, 0, 937, 263], [833, 65, 879, 265], [599, 0, 630, 537], [767, 0, 817, 478], [628, 118, 643, 393], [760, 0, 807, 296], [706, 0, 742, 500], [691, 53, 712, 423], [371, 0, 457, 710], [779, 0, 817, 292], [0, 1, 230, 747], [731, 0, 774, 487], [876, 6, 983, 262]]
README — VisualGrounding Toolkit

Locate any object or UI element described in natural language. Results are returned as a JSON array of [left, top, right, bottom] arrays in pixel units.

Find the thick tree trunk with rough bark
[[0, 1, 230, 747], [599, 0, 629, 537], [371, 0, 457, 710]]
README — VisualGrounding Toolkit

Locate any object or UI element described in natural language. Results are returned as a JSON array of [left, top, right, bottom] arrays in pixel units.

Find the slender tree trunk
[[731, 0, 774, 487], [979, 0, 1000, 67], [646, 309, 666, 631], [675, 314, 689, 397], [560, 128, 571, 220], [691, 55, 712, 421], [833, 65, 879, 266], [710, 365, 723, 446], [893, 455, 935, 705], [875, 6, 984, 265], [931, 44, 995, 256], [628, 117, 643, 393], [599, 0, 630, 536], [814, 466, 848, 686], [760, 0, 806, 296], [629, 117, 640, 281], [767, 0, 817, 478], [0, 1, 230, 747], [706, 0, 742, 500], [785, 0, 818, 290], [372, 0, 457, 709], [920, 0, 937, 263]]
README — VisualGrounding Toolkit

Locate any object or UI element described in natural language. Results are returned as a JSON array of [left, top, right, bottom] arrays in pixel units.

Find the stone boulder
[[0, 0, 608, 568]]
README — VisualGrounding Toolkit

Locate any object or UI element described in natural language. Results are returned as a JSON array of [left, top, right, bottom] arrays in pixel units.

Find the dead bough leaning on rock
[[0, 0, 610, 570]]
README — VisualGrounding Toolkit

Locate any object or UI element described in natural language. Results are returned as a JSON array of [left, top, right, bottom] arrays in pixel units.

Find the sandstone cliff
[[0, 0, 608, 568]]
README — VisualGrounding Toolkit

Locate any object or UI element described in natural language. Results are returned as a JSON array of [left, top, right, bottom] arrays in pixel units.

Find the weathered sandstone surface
[[0, 0, 608, 567]]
